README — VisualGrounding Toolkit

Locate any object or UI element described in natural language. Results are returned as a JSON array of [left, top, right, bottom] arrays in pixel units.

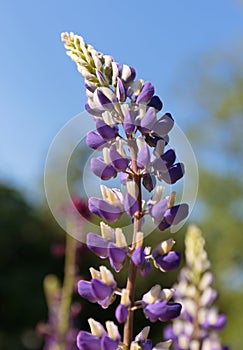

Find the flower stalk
[[58, 228, 77, 344], [62, 32, 189, 350]]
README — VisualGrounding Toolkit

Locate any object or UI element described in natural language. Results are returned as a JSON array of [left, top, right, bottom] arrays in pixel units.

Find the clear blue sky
[[1, 0, 243, 197]]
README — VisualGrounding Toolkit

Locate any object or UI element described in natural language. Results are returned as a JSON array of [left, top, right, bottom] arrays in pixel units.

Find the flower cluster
[[62, 32, 189, 349], [164, 225, 229, 350]]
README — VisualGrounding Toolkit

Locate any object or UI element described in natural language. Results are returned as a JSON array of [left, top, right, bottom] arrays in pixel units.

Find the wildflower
[[164, 225, 229, 349], [62, 32, 189, 349]]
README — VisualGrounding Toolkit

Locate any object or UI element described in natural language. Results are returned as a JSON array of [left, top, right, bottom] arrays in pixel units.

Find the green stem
[[57, 226, 77, 349], [123, 139, 143, 347]]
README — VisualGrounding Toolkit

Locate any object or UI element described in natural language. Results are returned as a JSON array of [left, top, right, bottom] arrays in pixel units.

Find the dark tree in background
[[0, 184, 65, 350]]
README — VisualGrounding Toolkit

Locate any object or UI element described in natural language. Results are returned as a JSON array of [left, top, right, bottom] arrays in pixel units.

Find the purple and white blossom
[[164, 225, 229, 350], [61, 32, 192, 350]]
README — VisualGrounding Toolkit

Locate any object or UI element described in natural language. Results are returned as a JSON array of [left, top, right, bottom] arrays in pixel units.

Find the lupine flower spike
[[164, 225, 229, 350], [62, 32, 189, 349]]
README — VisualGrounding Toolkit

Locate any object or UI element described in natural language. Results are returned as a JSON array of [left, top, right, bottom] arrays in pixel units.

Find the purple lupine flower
[[115, 303, 129, 323], [140, 107, 157, 133], [78, 266, 116, 307], [120, 172, 128, 185], [121, 64, 136, 85], [124, 192, 139, 216], [123, 107, 136, 134], [95, 118, 118, 140], [85, 101, 103, 116], [77, 331, 100, 350], [158, 203, 189, 231], [87, 224, 128, 272], [132, 246, 146, 266], [91, 278, 113, 300], [116, 77, 126, 102], [77, 280, 98, 303], [89, 186, 124, 221], [62, 33, 190, 349], [152, 113, 174, 138], [91, 157, 117, 180], [89, 197, 123, 221], [115, 289, 130, 323], [149, 198, 168, 223], [136, 81, 155, 104], [152, 238, 180, 272], [137, 143, 151, 169], [77, 319, 120, 350], [132, 246, 152, 277], [109, 144, 129, 171], [86, 130, 107, 150], [93, 87, 118, 111], [159, 162, 185, 184], [153, 148, 176, 172], [164, 225, 229, 349], [153, 147, 185, 184], [86, 233, 109, 258], [108, 242, 127, 272], [142, 174, 156, 192], [142, 285, 181, 322], [144, 300, 182, 322], [154, 251, 181, 272], [147, 95, 163, 111]]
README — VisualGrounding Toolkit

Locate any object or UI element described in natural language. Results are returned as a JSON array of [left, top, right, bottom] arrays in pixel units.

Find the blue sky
[[1, 0, 243, 197]]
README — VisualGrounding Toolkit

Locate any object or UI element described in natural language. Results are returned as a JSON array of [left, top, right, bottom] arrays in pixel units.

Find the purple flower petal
[[96, 119, 118, 140], [120, 172, 128, 185], [136, 81, 154, 104], [160, 163, 185, 184], [85, 102, 103, 116], [155, 251, 181, 272], [142, 174, 156, 192], [161, 149, 176, 168], [88, 197, 123, 222], [137, 143, 150, 169], [91, 157, 117, 180], [77, 280, 97, 303], [116, 77, 126, 102], [121, 64, 136, 84], [95, 88, 116, 111], [139, 261, 152, 277], [101, 335, 119, 350], [109, 144, 129, 171], [214, 314, 227, 330], [91, 278, 113, 300], [131, 246, 145, 266], [96, 69, 109, 86], [144, 300, 167, 322], [123, 108, 136, 134], [159, 302, 182, 322], [86, 131, 107, 150], [108, 242, 127, 272], [140, 107, 157, 132], [147, 95, 163, 111], [158, 219, 171, 231], [153, 113, 174, 137], [150, 198, 168, 223], [85, 81, 97, 93], [86, 233, 109, 258], [145, 134, 169, 147], [77, 331, 100, 350], [164, 203, 189, 225], [124, 193, 139, 216], [115, 304, 129, 323]]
